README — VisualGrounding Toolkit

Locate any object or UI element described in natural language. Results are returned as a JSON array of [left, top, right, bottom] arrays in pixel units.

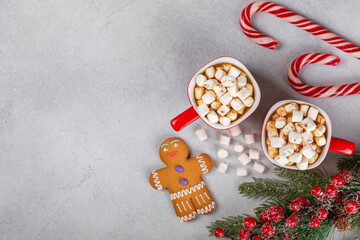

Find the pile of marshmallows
[[195, 126, 265, 176], [265, 102, 327, 170], [194, 63, 255, 126]]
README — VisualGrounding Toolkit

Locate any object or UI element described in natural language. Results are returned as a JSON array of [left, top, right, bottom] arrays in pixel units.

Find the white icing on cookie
[[196, 154, 208, 174], [178, 211, 196, 222], [151, 171, 163, 190], [170, 181, 205, 200], [196, 202, 215, 214]]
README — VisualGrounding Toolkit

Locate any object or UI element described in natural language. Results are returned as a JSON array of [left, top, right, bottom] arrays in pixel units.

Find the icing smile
[[167, 151, 178, 158]]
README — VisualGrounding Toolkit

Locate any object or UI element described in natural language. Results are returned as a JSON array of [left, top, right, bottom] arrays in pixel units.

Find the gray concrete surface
[[0, 0, 360, 239]]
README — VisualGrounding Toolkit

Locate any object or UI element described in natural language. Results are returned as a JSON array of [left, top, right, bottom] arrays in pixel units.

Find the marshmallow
[[289, 152, 302, 163], [219, 92, 233, 105], [213, 83, 226, 98], [205, 66, 215, 79], [220, 133, 231, 145], [282, 123, 295, 135], [234, 142, 244, 152], [292, 111, 304, 123], [308, 107, 319, 121], [222, 63, 232, 72], [237, 76, 247, 88], [294, 122, 304, 133], [217, 148, 228, 159], [217, 105, 230, 116], [230, 125, 241, 136], [297, 155, 309, 170], [228, 66, 241, 78], [270, 137, 286, 148], [314, 124, 326, 137], [301, 144, 316, 159], [237, 167, 248, 176], [226, 109, 237, 121], [276, 106, 286, 116], [215, 69, 226, 80], [275, 117, 287, 129], [285, 103, 299, 113], [315, 135, 327, 146], [268, 145, 279, 158], [219, 116, 231, 126], [308, 152, 319, 164], [218, 162, 229, 173], [237, 87, 251, 101], [194, 86, 205, 100], [301, 132, 313, 145], [195, 128, 208, 141], [267, 127, 278, 139], [238, 153, 251, 165], [245, 134, 255, 144], [243, 97, 254, 107], [300, 104, 309, 115], [197, 103, 209, 117], [253, 162, 265, 173], [203, 79, 218, 90], [230, 98, 245, 112], [202, 91, 216, 104], [197, 100, 204, 106], [289, 131, 302, 144], [211, 100, 222, 110], [207, 111, 219, 123], [196, 74, 207, 87], [227, 86, 239, 97], [291, 143, 300, 152], [301, 117, 317, 132], [221, 76, 236, 87], [275, 155, 289, 166], [245, 84, 253, 95], [249, 149, 260, 160], [279, 144, 294, 157]]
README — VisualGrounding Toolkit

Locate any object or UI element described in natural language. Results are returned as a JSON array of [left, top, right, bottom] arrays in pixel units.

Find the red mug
[[261, 100, 355, 170], [171, 56, 261, 131]]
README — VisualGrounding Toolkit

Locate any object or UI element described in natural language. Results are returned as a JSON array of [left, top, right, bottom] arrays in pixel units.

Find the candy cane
[[240, 1, 360, 97]]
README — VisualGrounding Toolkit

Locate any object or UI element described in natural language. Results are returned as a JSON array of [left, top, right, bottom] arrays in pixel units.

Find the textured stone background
[[0, 0, 360, 239]]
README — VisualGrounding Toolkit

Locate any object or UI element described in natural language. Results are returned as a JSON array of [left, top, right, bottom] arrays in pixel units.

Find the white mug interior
[[187, 56, 261, 130], [261, 100, 332, 170]]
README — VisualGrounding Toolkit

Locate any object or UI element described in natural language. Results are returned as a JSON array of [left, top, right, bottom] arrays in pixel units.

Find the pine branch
[[274, 166, 331, 186], [337, 152, 360, 172], [207, 216, 246, 238]]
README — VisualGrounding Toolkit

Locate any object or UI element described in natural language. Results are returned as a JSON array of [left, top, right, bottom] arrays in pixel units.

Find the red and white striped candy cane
[[240, 1, 360, 97], [288, 53, 360, 97]]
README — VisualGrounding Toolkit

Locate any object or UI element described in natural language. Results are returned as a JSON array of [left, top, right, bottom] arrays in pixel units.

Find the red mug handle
[[329, 137, 355, 155], [170, 106, 200, 131]]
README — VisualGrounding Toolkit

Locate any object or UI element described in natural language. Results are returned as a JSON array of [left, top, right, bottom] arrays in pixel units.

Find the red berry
[[309, 217, 322, 228], [296, 197, 310, 205], [339, 170, 353, 182], [286, 217, 297, 227], [214, 228, 224, 238], [252, 236, 263, 240], [290, 201, 301, 212], [261, 223, 275, 237], [239, 229, 249, 239], [325, 184, 338, 197], [332, 174, 345, 187], [259, 210, 270, 223], [317, 208, 328, 219], [267, 205, 285, 222], [243, 217, 256, 230], [316, 194, 327, 201], [290, 212, 300, 220], [345, 200, 359, 214], [311, 186, 322, 197], [358, 170, 360, 177], [335, 196, 345, 204]]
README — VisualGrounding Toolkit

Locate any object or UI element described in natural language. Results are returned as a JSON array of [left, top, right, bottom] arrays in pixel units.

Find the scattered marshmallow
[[270, 137, 286, 148], [275, 155, 289, 166], [308, 107, 319, 121], [219, 116, 231, 126], [230, 99, 245, 112], [219, 92, 233, 105], [282, 123, 295, 135], [301, 144, 316, 159], [313, 124, 326, 137], [279, 144, 294, 157], [205, 66, 215, 79], [289, 152, 302, 163], [249, 149, 260, 160], [238, 153, 251, 165], [217, 162, 229, 173], [237, 167, 248, 177], [203, 79, 217, 90], [195, 128, 208, 142], [297, 155, 309, 170], [217, 105, 230, 116], [221, 76, 236, 87], [243, 97, 254, 107], [230, 126, 241, 136], [197, 103, 209, 117], [301, 117, 317, 132], [202, 91, 216, 104], [292, 111, 303, 123], [245, 134, 255, 144], [196, 74, 207, 87], [275, 117, 287, 129], [217, 148, 228, 159], [228, 66, 241, 78], [301, 132, 313, 145], [237, 76, 247, 88], [289, 131, 302, 144], [300, 104, 309, 115], [234, 142, 244, 152], [237, 87, 251, 101], [253, 162, 265, 173], [207, 111, 219, 123], [220, 133, 231, 145], [213, 83, 226, 98], [215, 69, 226, 80], [315, 135, 327, 146], [227, 86, 239, 97]]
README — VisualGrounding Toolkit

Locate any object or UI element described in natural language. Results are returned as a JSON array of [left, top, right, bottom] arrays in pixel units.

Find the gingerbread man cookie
[[149, 137, 215, 222]]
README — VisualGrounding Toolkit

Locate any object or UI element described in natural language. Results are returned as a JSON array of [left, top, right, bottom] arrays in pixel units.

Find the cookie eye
[[173, 143, 179, 147], [163, 147, 168, 152]]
